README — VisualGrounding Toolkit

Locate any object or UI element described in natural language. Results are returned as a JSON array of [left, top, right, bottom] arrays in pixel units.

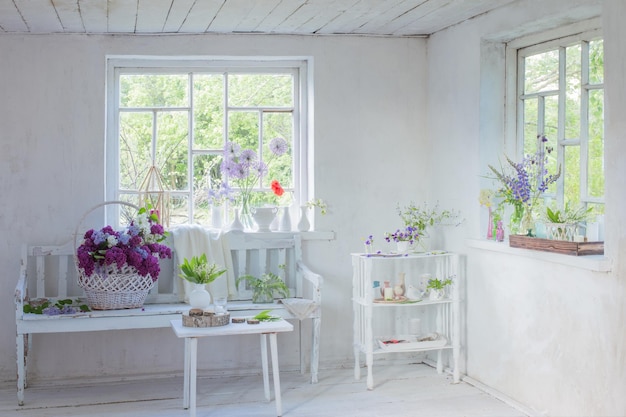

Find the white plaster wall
[[428, 0, 626, 415], [0, 34, 428, 383]]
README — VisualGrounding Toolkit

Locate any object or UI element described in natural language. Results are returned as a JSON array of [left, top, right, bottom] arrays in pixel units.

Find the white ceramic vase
[[211, 205, 223, 229], [278, 206, 292, 231], [251, 206, 278, 232], [189, 283, 212, 309], [229, 208, 244, 231], [297, 205, 310, 231]]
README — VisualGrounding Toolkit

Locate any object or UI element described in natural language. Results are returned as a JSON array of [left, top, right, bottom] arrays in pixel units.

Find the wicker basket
[[75, 201, 155, 310]]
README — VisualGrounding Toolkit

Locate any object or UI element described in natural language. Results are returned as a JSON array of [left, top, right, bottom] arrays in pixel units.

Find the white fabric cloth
[[279, 298, 319, 320], [170, 225, 236, 302]]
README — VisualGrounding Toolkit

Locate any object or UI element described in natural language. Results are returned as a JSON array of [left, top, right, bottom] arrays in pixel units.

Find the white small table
[[170, 318, 294, 417]]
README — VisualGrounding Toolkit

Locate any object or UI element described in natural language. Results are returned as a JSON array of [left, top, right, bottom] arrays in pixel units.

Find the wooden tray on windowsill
[[509, 235, 604, 256]]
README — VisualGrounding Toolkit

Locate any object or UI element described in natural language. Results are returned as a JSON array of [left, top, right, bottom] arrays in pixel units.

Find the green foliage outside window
[[116, 70, 296, 224]]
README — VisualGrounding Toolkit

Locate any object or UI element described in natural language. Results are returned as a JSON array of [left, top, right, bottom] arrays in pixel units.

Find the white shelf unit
[[351, 252, 461, 389]]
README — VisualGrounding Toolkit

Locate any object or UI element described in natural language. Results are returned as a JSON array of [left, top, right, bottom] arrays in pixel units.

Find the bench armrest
[[296, 261, 323, 303], [15, 246, 28, 320]]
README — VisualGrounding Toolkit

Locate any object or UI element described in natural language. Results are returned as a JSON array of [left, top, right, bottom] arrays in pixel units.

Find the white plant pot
[[189, 284, 212, 309], [251, 206, 278, 232]]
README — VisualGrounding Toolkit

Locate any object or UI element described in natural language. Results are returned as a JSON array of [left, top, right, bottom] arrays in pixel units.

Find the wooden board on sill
[[509, 235, 604, 256]]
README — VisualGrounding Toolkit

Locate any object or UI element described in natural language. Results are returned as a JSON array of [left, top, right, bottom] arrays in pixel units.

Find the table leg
[[183, 338, 190, 409], [269, 333, 282, 417], [260, 333, 270, 401], [189, 338, 198, 417]]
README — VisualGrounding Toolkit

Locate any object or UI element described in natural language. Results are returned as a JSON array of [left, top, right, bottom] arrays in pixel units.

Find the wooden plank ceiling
[[0, 0, 516, 37]]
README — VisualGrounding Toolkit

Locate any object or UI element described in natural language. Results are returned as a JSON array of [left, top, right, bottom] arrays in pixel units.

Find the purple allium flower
[[239, 149, 257, 166], [269, 137, 288, 156]]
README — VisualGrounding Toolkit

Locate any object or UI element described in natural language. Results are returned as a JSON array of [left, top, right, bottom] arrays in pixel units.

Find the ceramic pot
[[251, 206, 278, 232], [297, 206, 310, 231], [189, 284, 212, 309], [211, 205, 223, 229], [278, 206, 292, 231]]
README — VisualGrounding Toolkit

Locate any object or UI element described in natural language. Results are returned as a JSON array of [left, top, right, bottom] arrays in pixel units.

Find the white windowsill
[[221, 229, 335, 241], [465, 238, 612, 272]]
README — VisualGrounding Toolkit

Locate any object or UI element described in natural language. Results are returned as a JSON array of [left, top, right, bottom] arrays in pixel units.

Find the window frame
[[505, 25, 604, 212], [105, 56, 312, 225]]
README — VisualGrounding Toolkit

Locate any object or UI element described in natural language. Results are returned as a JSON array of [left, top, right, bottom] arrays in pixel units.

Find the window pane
[[193, 74, 224, 150], [228, 110, 260, 151], [228, 74, 293, 107], [589, 39, 604, 85], [156, 111, 189, 191], [563, 145, 580, 205], [523, 97, 538, 153], [192, 154, 223, 224], [565, 44, 581, 139], [119, 111, 152, 190], [263, 112, 293, 189], [524, 50, 559, 94], [169, 195, 189, 226], [120, 74, 188, 108], [544, 95, 559, 142], [588, 89, 604, 198]]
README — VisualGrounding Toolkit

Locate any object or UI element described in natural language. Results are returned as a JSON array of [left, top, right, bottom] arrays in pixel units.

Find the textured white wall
[[428, 0, 626, 415], [0, 34, 428, 382]]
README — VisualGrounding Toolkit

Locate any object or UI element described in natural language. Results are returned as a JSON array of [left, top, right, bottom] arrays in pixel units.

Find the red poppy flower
[[271, 180, 284, 196]]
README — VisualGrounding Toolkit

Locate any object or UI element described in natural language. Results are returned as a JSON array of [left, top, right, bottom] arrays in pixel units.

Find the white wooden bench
[[14, 230, 323, 406]]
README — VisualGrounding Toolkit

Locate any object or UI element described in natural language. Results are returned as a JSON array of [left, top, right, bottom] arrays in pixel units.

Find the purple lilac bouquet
[[76, 207, 172, 281], [384, 226, 419, 244]]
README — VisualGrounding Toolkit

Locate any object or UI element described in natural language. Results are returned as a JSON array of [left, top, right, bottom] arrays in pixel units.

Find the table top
[[170, 318, 294, 338]]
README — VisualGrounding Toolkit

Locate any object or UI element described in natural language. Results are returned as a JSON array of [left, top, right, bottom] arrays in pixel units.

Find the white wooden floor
[[1, 363, 529, 417]]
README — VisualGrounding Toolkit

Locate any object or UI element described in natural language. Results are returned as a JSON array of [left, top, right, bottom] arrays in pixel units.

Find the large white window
[[106, 57, 310, 225], [515, 30, 604, 214]]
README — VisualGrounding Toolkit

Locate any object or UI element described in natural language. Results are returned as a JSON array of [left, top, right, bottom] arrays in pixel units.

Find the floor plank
[[0, 364, 529, 417]]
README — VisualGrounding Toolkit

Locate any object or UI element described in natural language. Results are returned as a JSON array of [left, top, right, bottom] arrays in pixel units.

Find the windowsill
[[465, 238, 612, 272], [223, 229, 335, 241]]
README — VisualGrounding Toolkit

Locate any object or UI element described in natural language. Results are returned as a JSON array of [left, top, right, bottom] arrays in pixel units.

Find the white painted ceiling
[[0, 0, 518, 37]]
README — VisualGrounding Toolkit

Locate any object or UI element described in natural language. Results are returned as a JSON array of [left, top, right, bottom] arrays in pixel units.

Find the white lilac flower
[[269, 137, 288, 156], [106, 235, 118, 247]]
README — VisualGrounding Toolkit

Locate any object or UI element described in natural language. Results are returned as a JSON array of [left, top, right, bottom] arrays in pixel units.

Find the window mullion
[[580, 41, 590, 205], [555, 46, 567, 208], [188, 73, 194, 222]]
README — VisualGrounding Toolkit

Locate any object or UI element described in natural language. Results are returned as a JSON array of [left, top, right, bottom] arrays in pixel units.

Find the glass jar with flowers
[[76, 204, 172, 310], [487, 136, 561, 237], [221, 137, 289, 230], [207, 182, 234, 229]]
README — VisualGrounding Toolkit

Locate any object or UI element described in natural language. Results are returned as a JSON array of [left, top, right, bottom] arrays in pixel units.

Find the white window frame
[[505, 21, 604, 211], [105, 56, 312, 224]]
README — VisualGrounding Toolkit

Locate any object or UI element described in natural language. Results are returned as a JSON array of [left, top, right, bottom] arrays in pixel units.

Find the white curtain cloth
[[279, 298, 319, 320], [170, 225, 236, 302]]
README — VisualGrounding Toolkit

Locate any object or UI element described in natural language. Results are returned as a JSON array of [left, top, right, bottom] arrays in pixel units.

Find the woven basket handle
[[73, 201, 140, 256]]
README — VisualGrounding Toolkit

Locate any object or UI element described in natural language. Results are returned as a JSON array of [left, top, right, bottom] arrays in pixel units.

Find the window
[[516, 31, 604, 215], [106, 57, 309, 225]]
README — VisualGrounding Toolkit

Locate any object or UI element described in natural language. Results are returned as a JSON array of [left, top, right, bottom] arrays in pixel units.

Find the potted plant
[[426, 277, 452, 300], [384, 226, 419, 253], [179, 254, 227, 309], [236, 272, 290, 303], [544, 203, 593, 241], [395, 201, 462, 249]]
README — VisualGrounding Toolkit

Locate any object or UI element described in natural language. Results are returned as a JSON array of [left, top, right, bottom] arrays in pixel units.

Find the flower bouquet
[[221, 137, 289, 229], [75, 202, 172, 310]]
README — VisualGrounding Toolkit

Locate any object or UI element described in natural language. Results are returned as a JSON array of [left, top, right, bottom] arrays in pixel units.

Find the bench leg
[[16, 333, 26, 406], [310, 316, 320, 384]]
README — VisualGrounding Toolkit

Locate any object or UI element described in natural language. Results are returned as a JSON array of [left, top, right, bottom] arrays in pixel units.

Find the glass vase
[[239, 199, 255, 231]]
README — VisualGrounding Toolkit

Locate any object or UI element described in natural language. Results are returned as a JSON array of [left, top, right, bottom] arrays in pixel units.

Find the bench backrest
[[20, 231, 304, 304]]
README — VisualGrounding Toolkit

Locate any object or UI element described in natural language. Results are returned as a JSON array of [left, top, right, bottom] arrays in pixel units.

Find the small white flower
[[107, 235, 118, 247]]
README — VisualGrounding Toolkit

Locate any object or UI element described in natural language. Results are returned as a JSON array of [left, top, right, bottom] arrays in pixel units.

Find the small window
[[517, 33, 604, 216], [106, 58, 309, 226]]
